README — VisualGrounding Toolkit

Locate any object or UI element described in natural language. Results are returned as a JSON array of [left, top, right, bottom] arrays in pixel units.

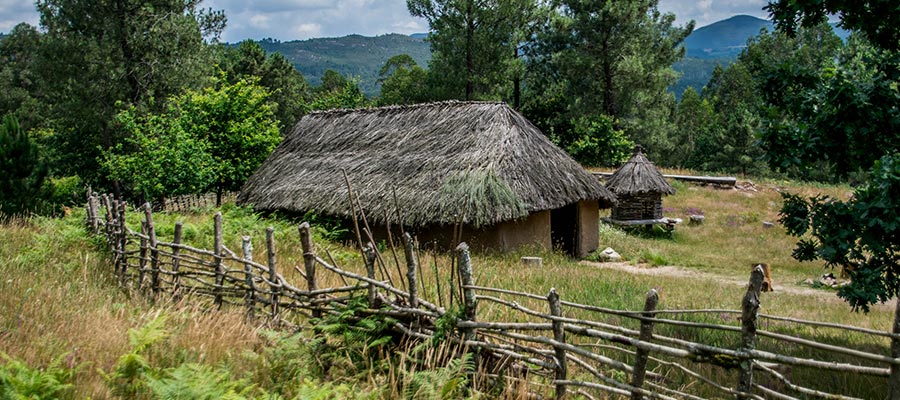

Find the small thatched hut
[[239, 101, 615, 257], [606, 146, 675, 221]]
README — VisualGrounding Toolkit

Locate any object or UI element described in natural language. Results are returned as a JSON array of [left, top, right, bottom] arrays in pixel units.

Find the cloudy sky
[[1, 0, 771, 42]]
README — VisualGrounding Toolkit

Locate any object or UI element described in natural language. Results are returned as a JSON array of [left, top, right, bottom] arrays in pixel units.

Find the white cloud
[[0, 0, 774, 41]]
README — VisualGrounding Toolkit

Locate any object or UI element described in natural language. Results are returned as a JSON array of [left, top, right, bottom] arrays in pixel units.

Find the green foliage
[[310, 72, 368, 111], [178, 77, 282, 197], [312, 296, 397, 379], [0, 115, 47, 216], [144, 363, 256, 400], [408, 0, 537, 101], [766, 0, 900, 51], [221, 40, 312, 133], [377, 55, 432, 106], [103, 104, 215, 203], [403, 353, 474, 400], [779, 154, 900, 312], [30, 0, 226, 183], [105, 77, 281, 203], [0, 353, 78, 400], [563, 115, 633, 167], [103, 314, 170, 397]]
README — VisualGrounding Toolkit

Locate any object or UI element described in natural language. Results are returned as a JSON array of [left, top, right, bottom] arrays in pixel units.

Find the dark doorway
[[551, 202, 579, 256]]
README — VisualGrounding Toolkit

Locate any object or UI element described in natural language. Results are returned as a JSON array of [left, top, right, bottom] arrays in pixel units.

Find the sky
[[1, 0, 772, 42]]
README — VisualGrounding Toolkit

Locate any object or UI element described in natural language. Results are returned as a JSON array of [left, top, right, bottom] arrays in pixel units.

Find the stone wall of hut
[[611, 193, 663, 220]]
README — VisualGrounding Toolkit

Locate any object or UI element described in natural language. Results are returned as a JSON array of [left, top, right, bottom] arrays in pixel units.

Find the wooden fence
[[84, 192, 900, 399]]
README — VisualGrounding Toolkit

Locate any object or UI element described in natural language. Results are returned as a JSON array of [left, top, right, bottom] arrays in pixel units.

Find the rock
[[689, 215, 705, 225], [521, 257, 543, 268], [597, 247, 622, 262], [802, 278, 815, 286], [762, 221, 775, 229]]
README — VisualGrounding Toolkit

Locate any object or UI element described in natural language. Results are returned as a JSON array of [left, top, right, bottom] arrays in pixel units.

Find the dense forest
[[1, 0, 898, 224]]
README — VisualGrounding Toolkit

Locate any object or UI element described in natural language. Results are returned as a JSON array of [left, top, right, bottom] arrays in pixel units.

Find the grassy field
[[0, 177, 894, 398]]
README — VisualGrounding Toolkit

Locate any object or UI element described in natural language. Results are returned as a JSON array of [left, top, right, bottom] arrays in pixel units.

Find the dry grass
[[1, 175, 893, 398]]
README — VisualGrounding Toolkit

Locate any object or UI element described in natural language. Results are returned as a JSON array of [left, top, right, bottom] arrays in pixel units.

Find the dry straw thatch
[[239, 101, 615, 227], [606, 146, 675, 196]]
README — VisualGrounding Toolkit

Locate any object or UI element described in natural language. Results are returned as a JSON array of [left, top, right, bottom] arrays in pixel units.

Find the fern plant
[[403, 353, 475, 400], [144, 363, 257, 400], [312, 296, 397, 379], [101, 313, 170, 397], [0, 352, 78, 400]]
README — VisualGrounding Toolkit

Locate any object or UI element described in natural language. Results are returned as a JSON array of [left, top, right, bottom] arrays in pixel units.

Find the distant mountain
[[685, 15, 773, 59], [254, 34, 431, 97]]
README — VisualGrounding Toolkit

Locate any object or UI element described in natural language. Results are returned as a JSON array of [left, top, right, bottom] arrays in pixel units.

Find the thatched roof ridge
[[606, 146, 675, 196], [239, 101, 615, 227]]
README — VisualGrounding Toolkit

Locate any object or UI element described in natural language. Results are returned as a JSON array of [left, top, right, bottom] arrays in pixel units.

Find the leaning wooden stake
[[298, 223, 320, 318], [738, 265, 765, 398], [403, 233, 419, 309], [143, 203, 160, 296], [631, 289, 659, 400], [266, 227, 280, 320], [213, 212, 224, 309], [172, 222, 183, 301], [548, 288, 568, 400], [458, 243, 476, 341], [242, 236, 256, 321], [891, 298, 900, 400], [363, 243, 378, 307]]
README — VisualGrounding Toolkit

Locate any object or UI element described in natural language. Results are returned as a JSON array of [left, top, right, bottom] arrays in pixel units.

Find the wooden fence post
[[172, 222, 183, 301], [213, 212, 224, 309], [363, 243, 378, 307], [631, 289, 659, 400], [298, 223, 319, 318], [242, 236, 256, 321], [457, 243, 476, 341], [738, 265, 765, 398], [118, 201, 128, 286], [548, 288, 567, 400], [138, 218, 148, 289], [403, 233, 419, 309], [143, 203, 160, 296], [266, 227, 280, 320], [890, 298, 900, 400], [102, 195, 114, 251]]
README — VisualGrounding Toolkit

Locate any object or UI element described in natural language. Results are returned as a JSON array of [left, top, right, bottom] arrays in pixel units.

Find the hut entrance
[[551, 203, 579, 256]]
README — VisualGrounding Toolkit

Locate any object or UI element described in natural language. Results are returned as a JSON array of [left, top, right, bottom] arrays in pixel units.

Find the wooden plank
[[592, 171, 736, 186], [603, 217, 682, 226]]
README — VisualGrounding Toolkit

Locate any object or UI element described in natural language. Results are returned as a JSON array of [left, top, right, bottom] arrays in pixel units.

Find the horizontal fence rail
[[83, 191, 900, 399]]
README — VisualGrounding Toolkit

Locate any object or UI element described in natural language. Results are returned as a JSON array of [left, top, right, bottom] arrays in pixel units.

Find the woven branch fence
[[84, 191, 900, 399]]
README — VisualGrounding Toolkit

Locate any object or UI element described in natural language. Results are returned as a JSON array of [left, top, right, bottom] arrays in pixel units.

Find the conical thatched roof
[[238, 101, 615, 227], [606, 146, 675, 196]]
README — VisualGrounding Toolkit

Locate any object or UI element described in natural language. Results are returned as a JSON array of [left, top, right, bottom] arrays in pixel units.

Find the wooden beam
[[592, 172, 736, 186]]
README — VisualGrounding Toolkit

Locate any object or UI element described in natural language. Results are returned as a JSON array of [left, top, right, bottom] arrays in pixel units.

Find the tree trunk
[[465, 0, 475, 100]]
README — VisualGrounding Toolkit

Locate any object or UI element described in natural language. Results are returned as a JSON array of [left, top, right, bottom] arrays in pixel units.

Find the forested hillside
[[254, 34, 431, 96]]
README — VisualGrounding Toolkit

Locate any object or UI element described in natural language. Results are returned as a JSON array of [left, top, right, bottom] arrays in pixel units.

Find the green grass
[[0, 176, 894, 398]]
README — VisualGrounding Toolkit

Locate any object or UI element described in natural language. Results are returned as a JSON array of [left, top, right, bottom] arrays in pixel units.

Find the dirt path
[[580, 260, 842, 299]]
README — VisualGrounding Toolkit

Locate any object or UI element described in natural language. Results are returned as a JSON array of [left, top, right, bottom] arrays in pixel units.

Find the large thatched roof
[[238, 101, 615, 227], [606, 146, 675, 196]]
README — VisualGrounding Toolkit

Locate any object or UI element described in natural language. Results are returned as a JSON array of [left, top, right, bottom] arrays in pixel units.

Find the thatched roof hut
[[239, 101, 615, 256], [606, 146, 675, 221]]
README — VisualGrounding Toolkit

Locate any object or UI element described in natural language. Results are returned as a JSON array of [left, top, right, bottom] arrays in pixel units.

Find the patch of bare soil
[[580, 260, 844, 299]]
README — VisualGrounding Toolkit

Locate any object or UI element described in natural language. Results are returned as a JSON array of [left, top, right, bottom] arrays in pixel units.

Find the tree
[[376, 54, 431, 105], [780, 154, 900, 312], [310, 72, 367, 111], [103, 105, 214, 204], [220, 41, 311, 132], [33, 0, 225, 186], [0, 115, 47, 216], [667, 87, 716, 169], [407, 0, 537, 101], [177, 78, 281, 204], [766, 0, 900, 51], [524, 0, 691, 163]]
